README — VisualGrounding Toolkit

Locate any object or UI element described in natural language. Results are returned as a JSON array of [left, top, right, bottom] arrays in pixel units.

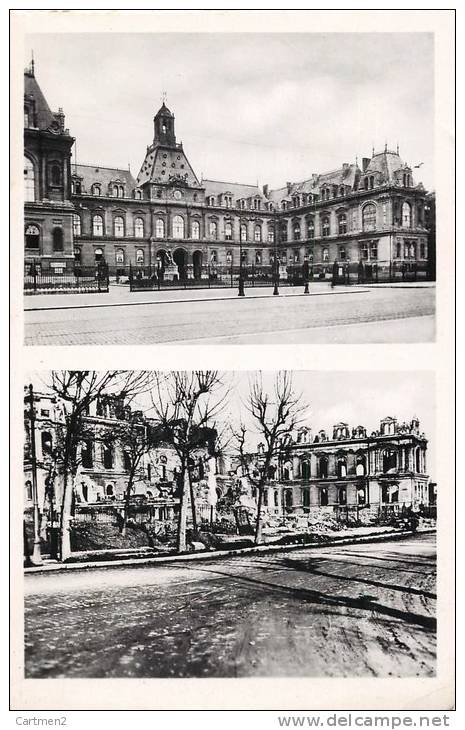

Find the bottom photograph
[[22, 369, 436, 679]]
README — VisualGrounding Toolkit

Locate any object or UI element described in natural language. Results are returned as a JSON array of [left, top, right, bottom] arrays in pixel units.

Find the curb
[[24, 527, 436, 575], [24, 288, 370, 313]]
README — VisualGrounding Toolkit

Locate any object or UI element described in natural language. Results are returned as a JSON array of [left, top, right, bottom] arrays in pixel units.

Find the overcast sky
[[25, 32, 434, 190], [27, 370, 435, 478]]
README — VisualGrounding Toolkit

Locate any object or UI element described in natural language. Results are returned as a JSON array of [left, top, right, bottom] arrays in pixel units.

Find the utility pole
[[28, 384, 43, 566]]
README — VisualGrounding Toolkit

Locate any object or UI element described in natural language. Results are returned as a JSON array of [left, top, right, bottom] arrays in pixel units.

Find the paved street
[[24, 533, 436, 678], [24, 284, 435, 345]]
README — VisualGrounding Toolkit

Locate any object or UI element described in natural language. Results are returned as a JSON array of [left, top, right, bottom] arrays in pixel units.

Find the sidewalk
[[24, 281, 371, 311], [24, 525, 436, 574]]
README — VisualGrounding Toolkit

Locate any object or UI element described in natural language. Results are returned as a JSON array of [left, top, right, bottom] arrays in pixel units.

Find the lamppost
[[273, 219, 279, 296], [238, 236, 245, 297], [27, 384, 43, 566], [303, 255, 310, 294]]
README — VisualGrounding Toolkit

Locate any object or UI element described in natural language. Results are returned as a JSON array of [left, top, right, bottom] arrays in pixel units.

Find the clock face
[[173, 190, 182, 200]]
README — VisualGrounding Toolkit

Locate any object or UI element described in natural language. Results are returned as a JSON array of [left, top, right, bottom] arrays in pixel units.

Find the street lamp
[[303, 255, 310, 294], [238, 237, 245, 297], [273, 222, 279, 296]]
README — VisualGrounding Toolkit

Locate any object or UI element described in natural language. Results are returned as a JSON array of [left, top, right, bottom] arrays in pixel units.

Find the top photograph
[[22, 32, 436, 346]]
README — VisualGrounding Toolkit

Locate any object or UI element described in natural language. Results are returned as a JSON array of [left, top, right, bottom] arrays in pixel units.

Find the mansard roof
[[24, 70, 57, 131], [267, 163, 361, 203], [72, 164, 137, 194], [136, 144, 201, 188], [202, 179, 267, 202], [365, 150, 413, 185]]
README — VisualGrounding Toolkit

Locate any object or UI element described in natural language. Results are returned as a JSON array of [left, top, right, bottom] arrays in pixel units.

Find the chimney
[[286, 182, 292, 194], [342, 163, 349, 171], [362, 157, 371, 172], [262, 184, 269, 197]]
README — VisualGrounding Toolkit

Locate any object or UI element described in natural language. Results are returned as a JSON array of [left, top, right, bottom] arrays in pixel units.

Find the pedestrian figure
[[302, 258, 310, 294]]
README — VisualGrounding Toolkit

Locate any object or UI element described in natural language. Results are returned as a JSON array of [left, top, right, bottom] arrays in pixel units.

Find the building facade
[[23, 388, 219, 527], [24, 66, 433, 279], [238, 416, 431, 522]]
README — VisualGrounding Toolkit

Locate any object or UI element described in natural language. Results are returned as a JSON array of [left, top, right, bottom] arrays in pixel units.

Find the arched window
[[91, 184, 101, 196], [240, 224, 247, 242], [94, 248, 104, 263], [356, 457, 366, 476], [25, 481, 33, 501], [362, 204, 377, 231], [134, 189, 142, 200], [320, 487, 329, 506], [50, 164, 61, 186], [112, 185, 119, 197], [225, 222, 233, 240], [103, 443, 114, 469], [114, 216, 125, 237], [307, 218, 314, 238], [383, 449, 397, 473], [319, 457, 328, 479], [337, 459, 347, 478], [52, 228, 63, 252], [115, 248, 125, 265], [191, 220, 200, 240], [209, 220, 217, 239], [402, 202, 412, 228], [92, 215, 104, 236], [73, 214, 81, 236], [24, 157, 35, 202], [81, 439, 93, 468], [338, 213, 347, 234], [255, 250, 262, 265], [123, 451, 131, 472], [322, 247, 329, 262], [322, 217, 330, 237], [136, 249, 144, 264], [41, 432, 53, 455], [134, 217, 144, 238], [254, 225, 262, 242], [293, 222, 301, 240], [25, 224, 40, 250], [106, 484, 114, 497], [267, 226, 274, 243], [155, 219, 165, 238], [415, 449, 421, 473], [301, 461, 310, 481], [338, 487, 347, 505], [173, 215, 184, 239]]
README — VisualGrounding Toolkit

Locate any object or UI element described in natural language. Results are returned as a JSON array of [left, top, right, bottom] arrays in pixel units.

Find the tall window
[[360, 243, 369, 260], [173, 215, 184, 238], [338, 213, 347, 235], [25, 224, 40, 250], [136, 249, 144, 264], [322, 247, 329, 262], [73, 214, 81, 236], [322, 217, 330, 237], [293, 222, 301, 240], [420, 242, 426, 258], [293, 249, 300, 263], [370, 241, 378, 260], [155, 219, 165, 238], [320, 487, 329, 506], [402, 202, 412, 228], [362, 204, 376, 231], [50, 164, 61, 186], [134, 217, 144, 238], [191, 220, 200, 240], [24, 157, 35, 202], [115, 248, 125, 265], [280, 222, 288, 242], [240, 224, 247, 242], [307, 218, 314, 238], [339, 246, 346, 260], [92, 215, 104, 236], [267, 226, 274, 243], [114, 216, 125, 237], [225, 222, 232, 240], [255, 250, 262, 265], [209, 220, 217, 239], [254, 225, 262, 242], [81, 439, 93, 469], [52, 228, 63, 252], [103, 443, 114, 470]]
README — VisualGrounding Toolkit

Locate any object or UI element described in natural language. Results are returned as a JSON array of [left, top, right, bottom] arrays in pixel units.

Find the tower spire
[[30, 50, 35, 76]]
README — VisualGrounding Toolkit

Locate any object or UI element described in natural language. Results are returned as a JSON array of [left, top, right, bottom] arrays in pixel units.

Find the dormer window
[[208, 196, 215, 206], [91, 184, 101, 196], [281, 201, 287, 211], [253, 198, 261, 211]]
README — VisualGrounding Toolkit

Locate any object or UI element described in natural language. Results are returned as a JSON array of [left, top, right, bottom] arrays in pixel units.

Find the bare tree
[[236, 371, 308, 544], [46, 370, 152, 561], [150, 371, 227, 552]]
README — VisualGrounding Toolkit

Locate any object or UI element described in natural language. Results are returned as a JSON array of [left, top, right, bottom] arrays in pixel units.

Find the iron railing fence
[[128, 263, 304, 292], [24, 262, 109, 295], [331, 259, 432, 286]]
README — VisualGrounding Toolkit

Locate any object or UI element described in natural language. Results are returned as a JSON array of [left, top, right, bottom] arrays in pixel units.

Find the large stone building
[[238, 416, 431, 522], [24, 65, 432, 280], [23, 387, 219, 527]]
